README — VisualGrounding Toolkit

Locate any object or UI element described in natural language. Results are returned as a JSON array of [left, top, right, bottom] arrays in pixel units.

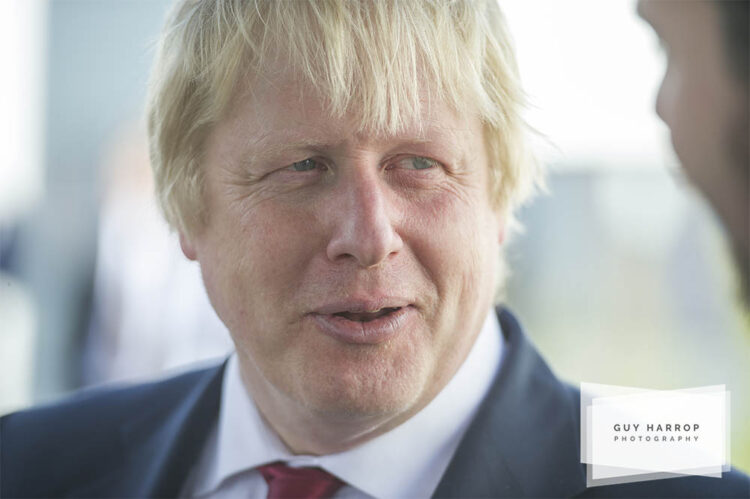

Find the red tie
[[258, 462, 344, 499]]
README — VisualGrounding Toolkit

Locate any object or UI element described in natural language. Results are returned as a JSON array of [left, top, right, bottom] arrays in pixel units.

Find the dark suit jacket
[[2, 308, 748, 498]]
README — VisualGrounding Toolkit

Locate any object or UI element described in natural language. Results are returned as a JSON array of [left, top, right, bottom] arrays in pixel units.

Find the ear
[[179, 231, 198, 261]]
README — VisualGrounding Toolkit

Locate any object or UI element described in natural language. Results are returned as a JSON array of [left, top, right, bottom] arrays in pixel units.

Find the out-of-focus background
[[1, 0, 748, 469]]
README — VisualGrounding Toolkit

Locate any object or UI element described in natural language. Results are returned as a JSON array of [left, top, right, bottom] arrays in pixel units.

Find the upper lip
[[311, 297, 413, 315]]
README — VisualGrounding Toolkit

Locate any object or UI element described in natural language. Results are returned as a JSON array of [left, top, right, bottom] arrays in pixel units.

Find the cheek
[[407, 192, 499, 303], [405, 195, 499, 385], [659, 60, 736, 183], [240, 198, 318, 269], [199, 202, 316, 334]]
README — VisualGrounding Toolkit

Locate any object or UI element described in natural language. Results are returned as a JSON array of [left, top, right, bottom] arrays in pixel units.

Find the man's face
[[638, 0, 749, 245], [182, 72, 504, 427]]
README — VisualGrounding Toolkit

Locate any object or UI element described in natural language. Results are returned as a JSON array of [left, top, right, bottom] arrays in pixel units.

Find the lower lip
[[309, 306, 416, 345]]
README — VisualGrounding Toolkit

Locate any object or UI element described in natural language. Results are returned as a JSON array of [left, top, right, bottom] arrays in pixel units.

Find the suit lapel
[[68, 361, 227, 498], [434, 308, 587, 498], [131, 362, 226, 497]]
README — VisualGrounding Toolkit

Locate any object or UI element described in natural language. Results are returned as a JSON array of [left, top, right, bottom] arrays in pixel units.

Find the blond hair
[[147, 0, 541, 241]]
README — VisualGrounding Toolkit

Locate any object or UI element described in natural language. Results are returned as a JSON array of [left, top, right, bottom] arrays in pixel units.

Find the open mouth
[[311, 303, 414, 343], [332, 307, 402, 322]]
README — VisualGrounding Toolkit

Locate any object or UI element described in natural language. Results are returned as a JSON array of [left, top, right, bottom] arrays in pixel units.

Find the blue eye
[[290, 158, 320, 172], [409, 157, 437, 170]]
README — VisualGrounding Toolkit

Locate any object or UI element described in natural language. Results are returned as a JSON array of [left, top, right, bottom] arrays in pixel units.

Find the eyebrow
[[245, 131, 438, 158], [243, 137, 436, 165], [234, 120, 467, 172], [236, 139, 325, 171]]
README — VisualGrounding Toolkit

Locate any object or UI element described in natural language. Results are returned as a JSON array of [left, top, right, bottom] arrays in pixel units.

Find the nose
[[654, 64, 673, 125], [655, 78, 667, 123], [325, 171, 403, 267]]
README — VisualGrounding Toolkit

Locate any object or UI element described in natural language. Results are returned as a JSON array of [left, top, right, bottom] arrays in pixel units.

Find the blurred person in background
[[83, 123, 233, 385], [2, 1, 749, 498], [638, 0, 749, 308]]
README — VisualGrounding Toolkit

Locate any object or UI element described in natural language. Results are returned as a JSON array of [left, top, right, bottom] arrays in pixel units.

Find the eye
[[391, 156, 440, 171], [410, 157, 438, 170], [288, 158, 325, 172]]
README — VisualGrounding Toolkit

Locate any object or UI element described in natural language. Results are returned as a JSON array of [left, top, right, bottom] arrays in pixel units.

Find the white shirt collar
[[195, 309, 503, 498]]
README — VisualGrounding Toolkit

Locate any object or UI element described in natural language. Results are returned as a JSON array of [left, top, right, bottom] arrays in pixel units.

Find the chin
[[293, 350, 429, 420]]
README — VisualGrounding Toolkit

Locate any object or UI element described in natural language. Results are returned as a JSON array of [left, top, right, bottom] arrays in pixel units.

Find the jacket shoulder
[[0, 362, 224, 498], [2, 362, 222, 437]]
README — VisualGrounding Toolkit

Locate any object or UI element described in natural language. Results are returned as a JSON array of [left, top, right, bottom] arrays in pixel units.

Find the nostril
[[326, 224, 403, 267]]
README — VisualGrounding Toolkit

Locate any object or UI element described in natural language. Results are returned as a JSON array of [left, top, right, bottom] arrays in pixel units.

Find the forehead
[[216, 69, 482, 153], [636, 0, 659, 25], [637, 0, 679, 37], [638, 0, 715, 39]]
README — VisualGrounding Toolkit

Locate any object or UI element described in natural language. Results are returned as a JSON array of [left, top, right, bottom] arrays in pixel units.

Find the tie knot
[[258, 461, 344, 499]]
